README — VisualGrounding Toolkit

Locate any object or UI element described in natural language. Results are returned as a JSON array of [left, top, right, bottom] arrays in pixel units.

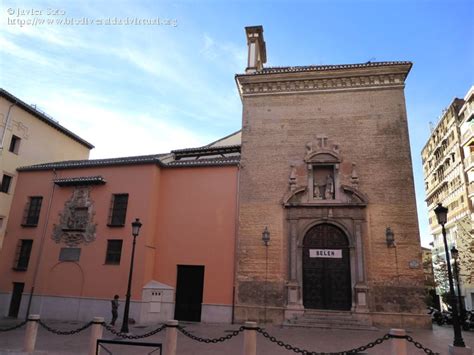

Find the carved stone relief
[[284, 136, 367, 206], [52, 187, 97, 247]]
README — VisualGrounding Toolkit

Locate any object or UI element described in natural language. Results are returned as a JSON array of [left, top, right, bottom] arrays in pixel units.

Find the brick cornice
[[235, 62, 412, 97]]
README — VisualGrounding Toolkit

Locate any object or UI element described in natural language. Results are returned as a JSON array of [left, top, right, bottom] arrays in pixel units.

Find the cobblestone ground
[[1, 318, 473, 354]]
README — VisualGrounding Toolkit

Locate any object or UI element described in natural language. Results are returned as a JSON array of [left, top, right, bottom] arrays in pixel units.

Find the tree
[[455, 216, 474, 286], [432, 255, 449, 297]]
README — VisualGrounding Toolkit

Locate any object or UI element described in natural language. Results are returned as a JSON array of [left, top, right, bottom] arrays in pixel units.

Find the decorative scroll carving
[[351, 163, 359, 188], [52, 187, 97, 247], [289, 165, 297, 192]]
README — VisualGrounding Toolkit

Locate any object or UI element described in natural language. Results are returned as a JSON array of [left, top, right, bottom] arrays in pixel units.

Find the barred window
[[13, 240, 33, 271], [22, 197, 43, 227], [105, 240, 123, 264], [108, 194, 128, 226]]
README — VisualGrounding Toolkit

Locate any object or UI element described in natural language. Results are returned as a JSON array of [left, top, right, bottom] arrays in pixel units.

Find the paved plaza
[[1, 318, 474, 354]]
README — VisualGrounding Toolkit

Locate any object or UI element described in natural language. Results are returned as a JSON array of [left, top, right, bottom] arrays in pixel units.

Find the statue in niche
[[325, 174, 334, 200], [313, 180, 322, 199]]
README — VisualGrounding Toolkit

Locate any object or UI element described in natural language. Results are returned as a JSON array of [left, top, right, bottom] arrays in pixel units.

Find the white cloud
[[40, 93, 210, 158]]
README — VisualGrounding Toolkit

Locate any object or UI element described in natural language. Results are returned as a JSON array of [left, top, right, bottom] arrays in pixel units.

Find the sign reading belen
[[310, 249, 342, 258]]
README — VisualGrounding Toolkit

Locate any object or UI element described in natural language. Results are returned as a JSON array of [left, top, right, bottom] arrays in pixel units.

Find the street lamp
[[451, 246, 466, 324], [434, 204, 465, 348], [262, 227, 270, 323], [120, 218, 142, 334]]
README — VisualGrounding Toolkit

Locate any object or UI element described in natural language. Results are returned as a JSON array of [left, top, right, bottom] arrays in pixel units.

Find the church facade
[[0, 26, 429, 328], [234, 26, 429, 328]]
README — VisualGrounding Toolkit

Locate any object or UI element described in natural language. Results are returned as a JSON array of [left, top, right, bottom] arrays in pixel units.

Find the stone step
[[291, 317, 371, 325], [284, 320, 378, 331], [286, 310, 376, 330]]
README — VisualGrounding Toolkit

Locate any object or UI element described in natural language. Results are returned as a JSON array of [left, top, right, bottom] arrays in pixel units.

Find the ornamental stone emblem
[[52, 187, 97, 247]]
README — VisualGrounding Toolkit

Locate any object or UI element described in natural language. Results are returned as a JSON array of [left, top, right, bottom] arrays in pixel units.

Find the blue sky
[[1, 0, 473, 247]]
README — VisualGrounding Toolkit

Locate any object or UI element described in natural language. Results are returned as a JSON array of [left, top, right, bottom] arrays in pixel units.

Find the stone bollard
[[23, 314, 40, 353], [242, 321, 258, 355], [164, 320, 178, 355], [389, 328, 407, 355], [89, 317, 104, 355]]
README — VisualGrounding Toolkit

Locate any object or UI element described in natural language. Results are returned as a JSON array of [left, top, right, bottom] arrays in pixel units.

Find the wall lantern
[[385, 227, 395, 247], [262, 226, 270, 246]]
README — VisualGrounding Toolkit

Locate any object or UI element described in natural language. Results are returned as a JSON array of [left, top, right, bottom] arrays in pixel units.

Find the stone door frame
[[285, 207, 369, 320]]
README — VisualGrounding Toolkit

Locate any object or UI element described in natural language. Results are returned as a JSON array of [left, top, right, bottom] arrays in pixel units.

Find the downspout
[[231, 164, 241, 324], [0, 102, 17, 151], [25, 168, 57, 319]]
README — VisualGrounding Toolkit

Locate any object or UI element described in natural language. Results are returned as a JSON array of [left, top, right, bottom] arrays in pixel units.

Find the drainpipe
[[25, 168, 57, 319], [0, 102, 17, 151]]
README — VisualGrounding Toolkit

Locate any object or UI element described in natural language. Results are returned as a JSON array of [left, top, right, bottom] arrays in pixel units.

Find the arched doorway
[[302, 224, 351, 310]]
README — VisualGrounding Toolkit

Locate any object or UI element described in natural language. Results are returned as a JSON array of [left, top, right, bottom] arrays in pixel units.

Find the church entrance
[[302, 224, 351, 310]]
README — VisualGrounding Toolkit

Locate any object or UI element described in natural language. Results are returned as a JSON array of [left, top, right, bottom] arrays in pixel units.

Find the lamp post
[[451, 246, 465, 324], [262, 227, 270, 323], [120, 218, 142, 334], [434, 204, 465, 348]]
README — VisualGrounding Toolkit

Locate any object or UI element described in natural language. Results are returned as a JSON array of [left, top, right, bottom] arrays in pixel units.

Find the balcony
[[461, 125, 474, 146], [469, 182, 474, 198], [464, 154, 474, 172]]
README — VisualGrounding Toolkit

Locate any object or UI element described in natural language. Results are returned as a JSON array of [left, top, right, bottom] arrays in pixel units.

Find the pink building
[[0, 136, 240, 323]]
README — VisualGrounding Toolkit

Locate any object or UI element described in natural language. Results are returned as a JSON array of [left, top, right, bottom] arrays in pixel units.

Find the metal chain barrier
[[102, 323, 167, 339], [256, 328, 439, 355], [401, 335, 438, 355], [2, 317, 439, 355], [0, 320, 28, 332], [177, 325, 244, 343], [38, 320, 93, 335]]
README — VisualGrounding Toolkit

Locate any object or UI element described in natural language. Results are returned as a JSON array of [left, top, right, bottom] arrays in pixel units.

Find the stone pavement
[[1, 318, 473, 354]]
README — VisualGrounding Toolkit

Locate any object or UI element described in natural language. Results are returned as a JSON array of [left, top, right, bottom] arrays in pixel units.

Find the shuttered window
[[13, 240, 33, 271], [22, 197, 43, 227], [105, 240, 123, 264], [108, 194, 128, 226]]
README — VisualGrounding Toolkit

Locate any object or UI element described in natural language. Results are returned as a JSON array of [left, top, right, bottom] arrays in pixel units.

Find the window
[[108, 194, 128, 226], [22, 197, 43, 227], [9, 135, 21, 154], [105, 240, 123, 264], [1, 174, 12, 193], [13, 240, 33, 271]]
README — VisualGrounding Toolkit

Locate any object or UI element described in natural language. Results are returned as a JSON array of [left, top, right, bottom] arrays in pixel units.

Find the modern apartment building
[[422, 86, 474, 310], [0, 89, 93, 247]]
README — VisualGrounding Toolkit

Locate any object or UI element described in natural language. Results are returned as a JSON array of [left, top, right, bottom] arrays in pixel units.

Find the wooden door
[[303, 224, 351, 310]]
